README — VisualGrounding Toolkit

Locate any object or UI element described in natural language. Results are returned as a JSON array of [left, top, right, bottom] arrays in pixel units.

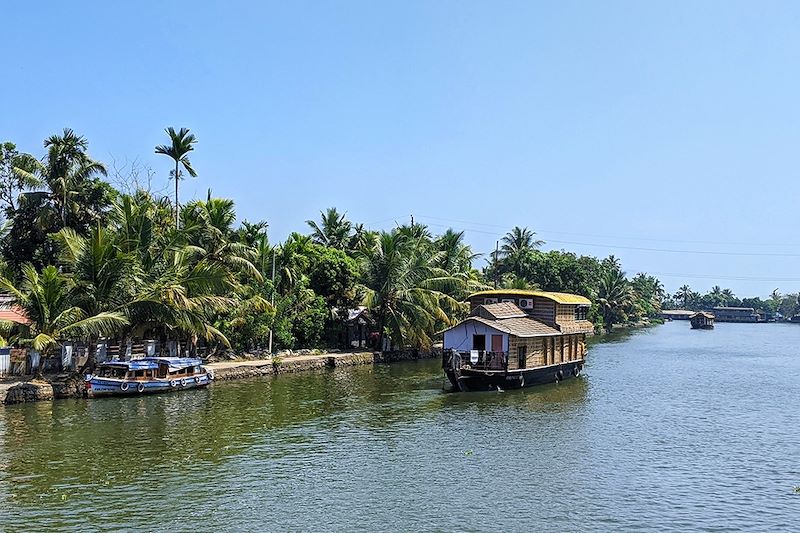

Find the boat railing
[[451, 350, 508, 371]]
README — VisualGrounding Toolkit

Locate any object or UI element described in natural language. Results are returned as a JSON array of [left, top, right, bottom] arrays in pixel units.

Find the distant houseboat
[[86, 357, 212, 398], [442, 290, 594, 392], [690, 312, 714, 329], [659, 310, 694, 321], [712, 307, 760, 323]]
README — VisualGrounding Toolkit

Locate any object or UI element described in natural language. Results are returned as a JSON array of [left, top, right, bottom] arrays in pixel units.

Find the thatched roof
[[471, 302, 527, 320], [453, 316, 561, 338], [469, 289, 591, 305]]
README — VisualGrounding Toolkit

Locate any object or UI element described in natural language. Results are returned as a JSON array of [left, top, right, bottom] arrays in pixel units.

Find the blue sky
[[4, 1, 800, 297]]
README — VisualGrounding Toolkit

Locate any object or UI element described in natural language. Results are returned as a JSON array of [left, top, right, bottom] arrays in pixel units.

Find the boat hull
[[86, 373, 212, 398], [445, 360, 584, 392]]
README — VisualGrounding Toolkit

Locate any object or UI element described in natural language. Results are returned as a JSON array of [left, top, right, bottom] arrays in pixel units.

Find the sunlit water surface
[[1, 322, 799, 531]]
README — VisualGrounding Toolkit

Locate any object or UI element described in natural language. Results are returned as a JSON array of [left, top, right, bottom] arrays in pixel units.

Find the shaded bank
[[1, 349, 442, 404]]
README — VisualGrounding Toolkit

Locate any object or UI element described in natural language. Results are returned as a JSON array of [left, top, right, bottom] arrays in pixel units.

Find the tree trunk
[[35, 349, 48, 380], [80, 338, 97, 374], [175, 160, 180, 227]]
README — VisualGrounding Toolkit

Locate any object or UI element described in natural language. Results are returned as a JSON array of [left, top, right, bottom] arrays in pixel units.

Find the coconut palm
[[55, 226, 135, 370], [275, 233, 313, 295], [359, 230, 462, 350], [498, 226, 543, 279], [13, 128, 108, 228], [0, 264, 127, 378], [181, 194, 262, 281], [500, 226, 544, 256], [155, 127, 198, 227], [307, 208, 352, 249], [596, 268, 632, 331], [674, 285, 695, 309], [434, 229, 480, 274]]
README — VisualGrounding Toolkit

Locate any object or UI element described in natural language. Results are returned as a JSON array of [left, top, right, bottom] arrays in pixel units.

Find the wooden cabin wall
[[556, 304, 575, 323], [507, 333, 587, 370], [530, 298, 556, 323], [507, 337, 544, 369]]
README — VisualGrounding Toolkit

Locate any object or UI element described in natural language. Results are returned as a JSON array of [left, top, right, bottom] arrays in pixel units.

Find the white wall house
[[443, 319, 509, 353]]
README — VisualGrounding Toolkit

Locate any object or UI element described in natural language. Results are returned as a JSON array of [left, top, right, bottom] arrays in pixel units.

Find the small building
[[712, 307, 760, 323], [690, 312, 714, 329], [344, 307, 375, 348]]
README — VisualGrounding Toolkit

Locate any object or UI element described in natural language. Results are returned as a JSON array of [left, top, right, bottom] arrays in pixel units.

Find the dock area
[[207, 351, 376, 380], [2, 349, 440, 404]]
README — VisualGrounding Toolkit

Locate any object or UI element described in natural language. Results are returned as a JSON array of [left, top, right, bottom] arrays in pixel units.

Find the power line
[[414, 214, 800, 249], [643, 272, 800, 283], [544, 239, 800, 258], [417, 220, 800, 258]]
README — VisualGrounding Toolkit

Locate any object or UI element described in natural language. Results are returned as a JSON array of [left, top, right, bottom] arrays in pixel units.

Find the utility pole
[[268, 250, 276, 355], [410, 214, 414, 226], [494, 240, 499, 289]]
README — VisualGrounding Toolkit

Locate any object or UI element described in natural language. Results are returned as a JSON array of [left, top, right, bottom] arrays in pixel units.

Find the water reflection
[[2, 323, 800, 530]]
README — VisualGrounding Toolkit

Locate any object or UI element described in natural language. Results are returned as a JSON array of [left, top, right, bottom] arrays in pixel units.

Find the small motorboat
[[86, 357, 213, 398]]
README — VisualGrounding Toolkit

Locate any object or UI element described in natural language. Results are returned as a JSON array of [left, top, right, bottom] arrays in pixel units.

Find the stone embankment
[[1, 349, 442, 404], [207, 349, 438, 381]]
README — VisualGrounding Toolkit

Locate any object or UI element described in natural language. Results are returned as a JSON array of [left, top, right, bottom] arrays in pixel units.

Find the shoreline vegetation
[[0, 128, 795, 403]]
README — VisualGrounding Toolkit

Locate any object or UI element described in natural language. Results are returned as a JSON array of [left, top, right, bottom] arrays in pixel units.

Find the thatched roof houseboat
[[690, 312, 714, 330], [442, 290, 593, 391]]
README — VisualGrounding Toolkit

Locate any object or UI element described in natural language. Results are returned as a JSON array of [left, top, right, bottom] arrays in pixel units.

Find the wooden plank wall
[[530, 298, 556, 323], [507, 334, 587, 369]]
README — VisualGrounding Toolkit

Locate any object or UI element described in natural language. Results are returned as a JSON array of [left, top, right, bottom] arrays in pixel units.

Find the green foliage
[[272, 286, 328, 349]]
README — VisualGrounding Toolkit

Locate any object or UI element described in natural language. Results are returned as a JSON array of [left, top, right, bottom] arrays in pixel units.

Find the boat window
[[135, 370, 145, 377], [574, 306, 588, 321], [472, 334, 485, 351]]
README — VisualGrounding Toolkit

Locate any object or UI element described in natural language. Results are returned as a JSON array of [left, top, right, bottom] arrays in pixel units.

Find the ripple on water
[[1, 322, 800, 531]]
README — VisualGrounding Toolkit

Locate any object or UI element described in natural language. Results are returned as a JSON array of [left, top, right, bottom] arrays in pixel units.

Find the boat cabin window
[[575, 306, 588, 321], [98, 367, 126, 378], [157, 365, 168, 378], [472, 334, 485, 351]]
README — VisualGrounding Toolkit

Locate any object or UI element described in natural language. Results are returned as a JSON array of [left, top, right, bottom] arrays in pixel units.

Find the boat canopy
[[99, 357, 202, 371]]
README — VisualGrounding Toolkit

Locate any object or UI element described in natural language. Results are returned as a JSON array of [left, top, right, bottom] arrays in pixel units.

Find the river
[[1, 321, 799, 531]]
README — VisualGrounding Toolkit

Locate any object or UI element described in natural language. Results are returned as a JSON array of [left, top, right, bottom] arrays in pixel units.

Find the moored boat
[[690, 311, 714, 329], [86, 357, 213, 398], [442, 290, 594, 391]]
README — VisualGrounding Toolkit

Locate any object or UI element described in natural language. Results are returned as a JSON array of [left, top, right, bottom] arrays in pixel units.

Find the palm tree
[[55, 226, 135, 371], [498, 226, 543, 279], [596, 269, 632, 331], [155, 127, 197, 227], [675, 285, 694, 309], [181, 194, 262, 281], [307, 208, 352, 249], [275, 233, 313, 295], [434, 229, 480, 274], [0, 264, 127, 378], [348, 223, 375, 255], [14, 128, 107, 228], [721, 288, 736, 307], [500, 226, 544, 256], [359, 230, 462, 350]]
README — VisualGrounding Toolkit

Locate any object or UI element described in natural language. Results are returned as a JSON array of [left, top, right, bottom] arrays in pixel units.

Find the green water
[[1, 322, 799, 531]]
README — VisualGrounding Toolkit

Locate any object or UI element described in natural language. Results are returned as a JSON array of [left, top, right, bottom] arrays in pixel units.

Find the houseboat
[[711, 306, 760, 323], [690, 311, 714, 329], [86, 357, 213, 398], [442, 290, 594, 392]]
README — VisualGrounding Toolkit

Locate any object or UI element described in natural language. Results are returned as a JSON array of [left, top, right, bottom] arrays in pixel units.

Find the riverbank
[[1, 348, 442, 405]]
